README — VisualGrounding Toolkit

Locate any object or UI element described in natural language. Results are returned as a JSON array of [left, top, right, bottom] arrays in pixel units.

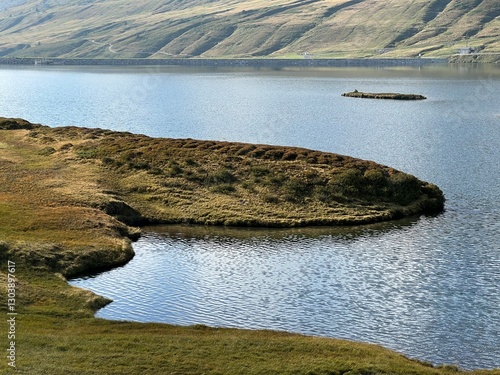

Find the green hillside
[[0, 0, 498, 59]]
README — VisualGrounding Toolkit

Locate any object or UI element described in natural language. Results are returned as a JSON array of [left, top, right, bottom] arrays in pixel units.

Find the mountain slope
[[0, 0, 498, 59]]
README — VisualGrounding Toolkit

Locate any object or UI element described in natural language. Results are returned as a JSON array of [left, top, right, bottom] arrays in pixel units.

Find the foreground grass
[[1, 268, 498, 375], [1, 117, 494, 374]]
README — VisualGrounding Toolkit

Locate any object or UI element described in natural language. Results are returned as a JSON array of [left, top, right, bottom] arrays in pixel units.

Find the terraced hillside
[[0, 0, 498, 59]]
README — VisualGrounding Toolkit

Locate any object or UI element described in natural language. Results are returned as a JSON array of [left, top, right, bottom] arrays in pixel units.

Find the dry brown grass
[[2, 119, 445, 234], [39, 125, 444, 226], [0, 119, 136, 277]]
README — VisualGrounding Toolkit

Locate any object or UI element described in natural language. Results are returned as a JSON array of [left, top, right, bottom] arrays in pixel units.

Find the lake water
[[2, 63, 499, 370]]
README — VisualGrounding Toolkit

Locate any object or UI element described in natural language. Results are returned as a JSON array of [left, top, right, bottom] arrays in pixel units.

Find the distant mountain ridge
[[0, 0, 498, 59]]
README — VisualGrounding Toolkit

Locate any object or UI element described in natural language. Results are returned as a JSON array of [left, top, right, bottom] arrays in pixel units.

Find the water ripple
[[71, 217, 500, 370]]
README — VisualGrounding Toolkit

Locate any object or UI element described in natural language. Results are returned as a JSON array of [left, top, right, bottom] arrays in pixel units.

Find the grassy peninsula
[[2, 117, 494, 375], [2, 118, 444, 228]]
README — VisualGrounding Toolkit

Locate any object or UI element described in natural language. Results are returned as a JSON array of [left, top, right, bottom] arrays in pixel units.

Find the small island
[[342, 90, 427, 100]]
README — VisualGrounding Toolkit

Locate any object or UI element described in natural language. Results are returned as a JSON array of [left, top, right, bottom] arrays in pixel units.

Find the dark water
[[1, 64, 498, 369]]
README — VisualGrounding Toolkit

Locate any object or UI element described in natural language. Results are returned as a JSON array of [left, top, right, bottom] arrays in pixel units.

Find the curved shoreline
[[1, 115, 445, 280], [1, 117, 444, 277]]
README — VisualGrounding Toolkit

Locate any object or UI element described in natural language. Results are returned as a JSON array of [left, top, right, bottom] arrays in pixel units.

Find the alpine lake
[[1, 63, 499, 370]]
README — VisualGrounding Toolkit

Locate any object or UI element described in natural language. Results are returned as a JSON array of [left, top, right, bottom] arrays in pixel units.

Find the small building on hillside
[[457, 47, 475, 55]]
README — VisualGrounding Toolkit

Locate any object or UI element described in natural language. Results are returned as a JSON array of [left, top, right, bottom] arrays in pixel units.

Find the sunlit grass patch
[[26, 123, 444, 227]]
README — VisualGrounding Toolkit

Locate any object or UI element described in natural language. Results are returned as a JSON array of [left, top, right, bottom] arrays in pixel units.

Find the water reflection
[[71, 217, 500, 370]]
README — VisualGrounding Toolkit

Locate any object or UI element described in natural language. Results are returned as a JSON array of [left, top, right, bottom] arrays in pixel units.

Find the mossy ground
[[0, 118, 490, 374]]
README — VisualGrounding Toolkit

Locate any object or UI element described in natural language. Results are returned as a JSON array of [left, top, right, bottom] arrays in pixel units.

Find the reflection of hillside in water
[[141, 216, 421, 243], [70, 208, 500, 370]]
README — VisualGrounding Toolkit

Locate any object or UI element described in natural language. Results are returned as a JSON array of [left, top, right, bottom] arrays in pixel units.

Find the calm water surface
[[1, 64, 498, 369]]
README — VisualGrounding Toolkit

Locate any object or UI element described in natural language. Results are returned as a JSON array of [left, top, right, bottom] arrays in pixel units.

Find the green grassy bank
[[1, 118, 495, 374]]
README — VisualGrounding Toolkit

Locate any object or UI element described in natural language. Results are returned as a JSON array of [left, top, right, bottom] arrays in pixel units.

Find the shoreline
[[1, 117, 445, 277], [0, 57, 449, 67]]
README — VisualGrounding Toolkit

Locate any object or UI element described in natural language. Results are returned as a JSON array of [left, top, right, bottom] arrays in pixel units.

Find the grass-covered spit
[[6, 119, 443, 228]]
